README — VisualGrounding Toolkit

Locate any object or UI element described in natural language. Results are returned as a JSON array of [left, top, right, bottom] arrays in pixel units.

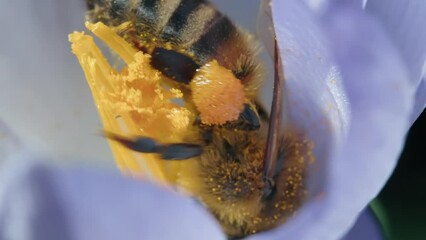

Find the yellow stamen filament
[[85, 22, 137, 65], [69, 22, 196, 183]]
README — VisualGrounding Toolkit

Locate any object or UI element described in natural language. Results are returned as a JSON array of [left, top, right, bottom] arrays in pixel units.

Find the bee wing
[[256, 0, 274, 56], [257, 0, 285, 196], [262, 40, 284, 191]]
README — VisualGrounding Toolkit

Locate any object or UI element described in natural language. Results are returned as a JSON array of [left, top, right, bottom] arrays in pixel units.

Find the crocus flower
[[0, 0, 425, 240]]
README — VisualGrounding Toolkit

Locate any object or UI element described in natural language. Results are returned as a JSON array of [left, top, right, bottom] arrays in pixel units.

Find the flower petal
[[0, 160, 225, 240], [0, 119, 23, 166], [0, 0, 114, 163], [251, 1, 412, 240], [341, 208, 384, 240], [302, 0, 366, 15], [411, 76, 426, 122], [263, 0, 351, 199], [365, 0, 426, 86], [366, 0, 426, 121]]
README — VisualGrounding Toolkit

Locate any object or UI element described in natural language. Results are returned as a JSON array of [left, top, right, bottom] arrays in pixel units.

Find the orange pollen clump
[[190, 60, 245, 125]]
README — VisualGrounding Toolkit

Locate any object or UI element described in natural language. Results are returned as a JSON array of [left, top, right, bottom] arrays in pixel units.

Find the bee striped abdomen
[[160, 0, 208, 44], [86, 0, 260, 88], [189, 15, 235, 63], [134, 0, 158, 28]]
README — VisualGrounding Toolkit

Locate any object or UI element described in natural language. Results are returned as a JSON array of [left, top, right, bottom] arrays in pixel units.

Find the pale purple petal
[[366, 0, 426, 86], [0, 0, 114, 163], [0, 119, 23, 166], [341, 208, 384, 240], [302, 0, 366, 14], [0, 160, 225, 240], [250, 1, 412, 239], [411, 77, 426, 122], [366, 0, 426, 121], [1, 1, 417, 240], [264, 0, 351, 199]]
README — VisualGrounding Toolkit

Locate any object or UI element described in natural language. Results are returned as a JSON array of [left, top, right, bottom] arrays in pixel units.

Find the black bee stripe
[[160, 0, 206, 43], [110, 0, 129, 20], [135, 0, 159, 26], [189, 14, 236, 62]]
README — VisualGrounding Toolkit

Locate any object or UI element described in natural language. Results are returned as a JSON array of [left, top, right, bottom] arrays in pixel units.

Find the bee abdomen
[[86, 0, 260, 86], [189, 14, 235, 62], [88, 1, 236, 56], [160, 0, 208, 44]]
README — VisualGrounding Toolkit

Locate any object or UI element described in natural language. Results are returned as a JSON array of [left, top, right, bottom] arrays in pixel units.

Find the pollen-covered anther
[[69, 22, 195, 181], [190, 60, 245, 125]]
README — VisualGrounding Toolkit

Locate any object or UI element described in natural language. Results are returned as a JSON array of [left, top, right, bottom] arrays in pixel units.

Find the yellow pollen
[[69, 22, 195, 183], [190, 60, 245, 125]]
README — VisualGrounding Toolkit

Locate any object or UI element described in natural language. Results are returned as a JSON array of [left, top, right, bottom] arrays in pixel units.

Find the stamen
[[69, 22, 197, 183]]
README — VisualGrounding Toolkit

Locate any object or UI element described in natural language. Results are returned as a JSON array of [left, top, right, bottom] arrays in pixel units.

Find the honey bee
[[84, 0, 311, 238]]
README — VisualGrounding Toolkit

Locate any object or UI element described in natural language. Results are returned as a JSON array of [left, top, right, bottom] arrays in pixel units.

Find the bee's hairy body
[[86, 0, 309, 237], [87, 0, 262, 93], [191, 125, 308, 237]]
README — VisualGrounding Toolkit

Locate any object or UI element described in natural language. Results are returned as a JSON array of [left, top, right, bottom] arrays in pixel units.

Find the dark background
[[377, 109, 426, 240]]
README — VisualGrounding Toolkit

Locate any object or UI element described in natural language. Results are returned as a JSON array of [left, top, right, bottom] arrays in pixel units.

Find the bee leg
[[238, 103, 260, 130], [201, 128, 213, 144], [224, 103, 260, 130], [255, 101, 269, 121], [150, 47, 201, 84], [274, 148, 286, 177], [261, 177, 276, 202], [157, 143, 203, 160], [104, 132, 159, 153], [104, 131, 202, 160]]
